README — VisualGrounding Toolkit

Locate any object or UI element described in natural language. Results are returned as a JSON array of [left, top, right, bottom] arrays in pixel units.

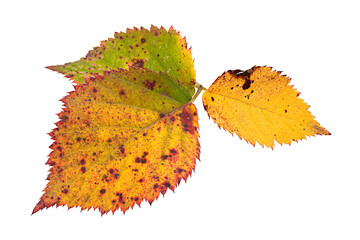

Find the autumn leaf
[[202, 66, 330, 148], [34, 26, 331, 215], [47, 25, 195, 96], [33, 27, 200, 215]]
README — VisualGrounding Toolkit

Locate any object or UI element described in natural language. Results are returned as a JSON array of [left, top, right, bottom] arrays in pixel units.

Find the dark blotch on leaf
[[228, 69, 244, 75], [131, 59, 144, 68], [170, 149, 177, 155], [181, 106, 195, 134], [163, 181, 171, 188], [242, 79, 251, 90], [119, 145, 125, 154], [144, 80, 156, 90]]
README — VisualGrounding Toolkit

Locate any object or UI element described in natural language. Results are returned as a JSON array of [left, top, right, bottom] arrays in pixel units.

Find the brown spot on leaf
[[163, 181, 171, 188], [181, 105, 195, 134], [141, 38, 146, 43], [242, 79, 251, 90], [228, 69, 243, 76], [170, 148, 178, 155], [81, 167, 86, 173], [144, 80, 156, 90], [119, 145, 125, 154], [48, 161, 56, 166], [131, 59, 144, 68], [135, 153, 147, 164]]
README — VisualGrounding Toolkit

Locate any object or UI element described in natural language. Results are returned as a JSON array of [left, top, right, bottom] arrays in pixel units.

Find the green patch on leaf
[[48, 26, 195, 96]]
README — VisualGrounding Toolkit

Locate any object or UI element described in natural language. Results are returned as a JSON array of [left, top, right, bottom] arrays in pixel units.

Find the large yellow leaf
[[33, 68, 199, 214], [202, 66, 330, 148]]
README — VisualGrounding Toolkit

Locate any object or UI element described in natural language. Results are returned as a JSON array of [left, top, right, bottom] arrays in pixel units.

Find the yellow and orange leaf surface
[[33, 69, 199, 214], [202, 66, 330, 148], [33, 27, 200, 215]]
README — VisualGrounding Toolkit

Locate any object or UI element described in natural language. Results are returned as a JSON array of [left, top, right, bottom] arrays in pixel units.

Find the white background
[[1, 0, 359, 239]]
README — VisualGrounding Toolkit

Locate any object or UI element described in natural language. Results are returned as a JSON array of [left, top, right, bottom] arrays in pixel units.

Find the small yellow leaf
[[202, 66, 330, 148]]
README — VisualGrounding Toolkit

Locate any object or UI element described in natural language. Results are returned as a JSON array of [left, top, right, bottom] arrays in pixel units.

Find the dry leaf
[[202, 66, 330, 148]]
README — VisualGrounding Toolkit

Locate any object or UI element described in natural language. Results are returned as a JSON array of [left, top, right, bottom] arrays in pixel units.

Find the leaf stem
[[191, 82, 207, 103]]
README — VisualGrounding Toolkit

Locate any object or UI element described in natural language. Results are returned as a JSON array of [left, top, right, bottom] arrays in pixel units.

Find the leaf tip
[[32, 199, 45, 215], [45, 65, 57, 71]]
